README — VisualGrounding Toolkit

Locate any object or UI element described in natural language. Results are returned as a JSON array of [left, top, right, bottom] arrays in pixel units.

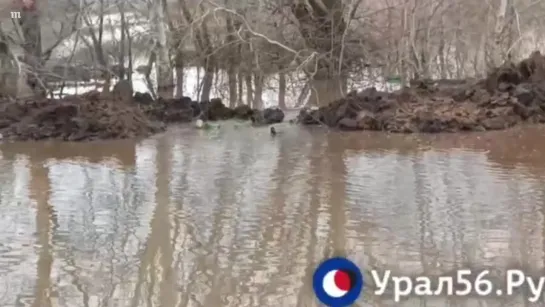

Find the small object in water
[[270, 126, 277, 136], [195, 119, 204, 129]]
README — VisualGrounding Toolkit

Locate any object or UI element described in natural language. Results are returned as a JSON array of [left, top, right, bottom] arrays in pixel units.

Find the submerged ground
[[0, 122, 545, 306]]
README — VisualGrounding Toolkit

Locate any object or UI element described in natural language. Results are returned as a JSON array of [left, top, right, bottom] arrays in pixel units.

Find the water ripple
[[0, 125, 544, 306]]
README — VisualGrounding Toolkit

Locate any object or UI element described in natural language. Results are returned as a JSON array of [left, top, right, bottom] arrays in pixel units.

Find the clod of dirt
[[298, 50, 545, 133]]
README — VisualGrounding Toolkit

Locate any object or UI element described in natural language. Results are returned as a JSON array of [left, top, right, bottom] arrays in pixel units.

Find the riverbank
[[298, 51, 545, 133], [2, 51, 544, 141], [0, 91, 284, 141]]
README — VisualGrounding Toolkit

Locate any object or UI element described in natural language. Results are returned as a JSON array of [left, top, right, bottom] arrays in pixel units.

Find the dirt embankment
[[0, 91, 165, 141], [298, 51, 545, 133], [134, 94, 275, 123], [0, 89, 284, 141]]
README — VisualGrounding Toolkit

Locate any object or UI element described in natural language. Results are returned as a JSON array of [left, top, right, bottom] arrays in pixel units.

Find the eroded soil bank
[[0, 91, 164, 141], [3, 51, 545, 141], [0, 90, 284, 141], [298, 51, 545, 133]]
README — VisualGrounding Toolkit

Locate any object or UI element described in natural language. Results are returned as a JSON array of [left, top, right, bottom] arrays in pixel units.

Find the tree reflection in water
[[0, 125, 545, 306]]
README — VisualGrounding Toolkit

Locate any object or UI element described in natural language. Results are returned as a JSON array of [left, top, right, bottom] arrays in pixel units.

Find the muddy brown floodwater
[[1, 122, 545, 307]]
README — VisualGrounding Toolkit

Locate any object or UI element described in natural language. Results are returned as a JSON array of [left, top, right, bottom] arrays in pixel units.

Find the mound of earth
[[133, 93, 285, 124], [0, 91, 164, 141], [137, 96, 197, 122], [136, 96, 242, 122], [251, 107, 285, 125], [298, 51, 545, 133], [0, 85, 286, 141]]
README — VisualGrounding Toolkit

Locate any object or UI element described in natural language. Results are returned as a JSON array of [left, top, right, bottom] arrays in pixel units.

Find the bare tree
[[153, 0, 174, 97], [2, 0, 544, 106]]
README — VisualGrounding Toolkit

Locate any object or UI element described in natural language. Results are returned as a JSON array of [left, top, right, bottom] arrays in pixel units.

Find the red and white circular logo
[[322, 269, 353, 297], [312, 257, 363, 307]]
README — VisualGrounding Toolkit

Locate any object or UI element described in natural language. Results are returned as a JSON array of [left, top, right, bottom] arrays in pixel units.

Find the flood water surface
[[1, 122, 545, 306]]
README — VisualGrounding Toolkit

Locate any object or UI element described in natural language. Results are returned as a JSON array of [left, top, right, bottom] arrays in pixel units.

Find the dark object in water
[[270, 126, 276, 136]]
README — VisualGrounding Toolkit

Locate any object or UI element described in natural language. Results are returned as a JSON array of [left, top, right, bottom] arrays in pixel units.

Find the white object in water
[[195, 119, 204, 128]]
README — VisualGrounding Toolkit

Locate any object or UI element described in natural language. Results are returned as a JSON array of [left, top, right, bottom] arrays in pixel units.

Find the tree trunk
[[475, 23, 488, 77], [142, 52, 158, 99], [295, 80, 310, 108], [81, 0, 111, 92], [237, 71, 244, 105], [227, 68, 237, 108], [175, 67, 184, 98], [179, 1, 215, 101], [225, 15, 238, 108], [307, 76, 346, 107], [438, 16, 447, 78], [253, 72, 264, 109], [245, 73, 253, 105], [489, 0, 515, 68], [126, 19, 133, 83], [291, 0, 347, 107], [200, 57, 214, 102], [0, 43, 20, 98], [174, 51, 184, 98], [153, 0, 173, 98], [278, 72, 286, 109], [118, 1, 127, 80], [19, 0, 42, 96]]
